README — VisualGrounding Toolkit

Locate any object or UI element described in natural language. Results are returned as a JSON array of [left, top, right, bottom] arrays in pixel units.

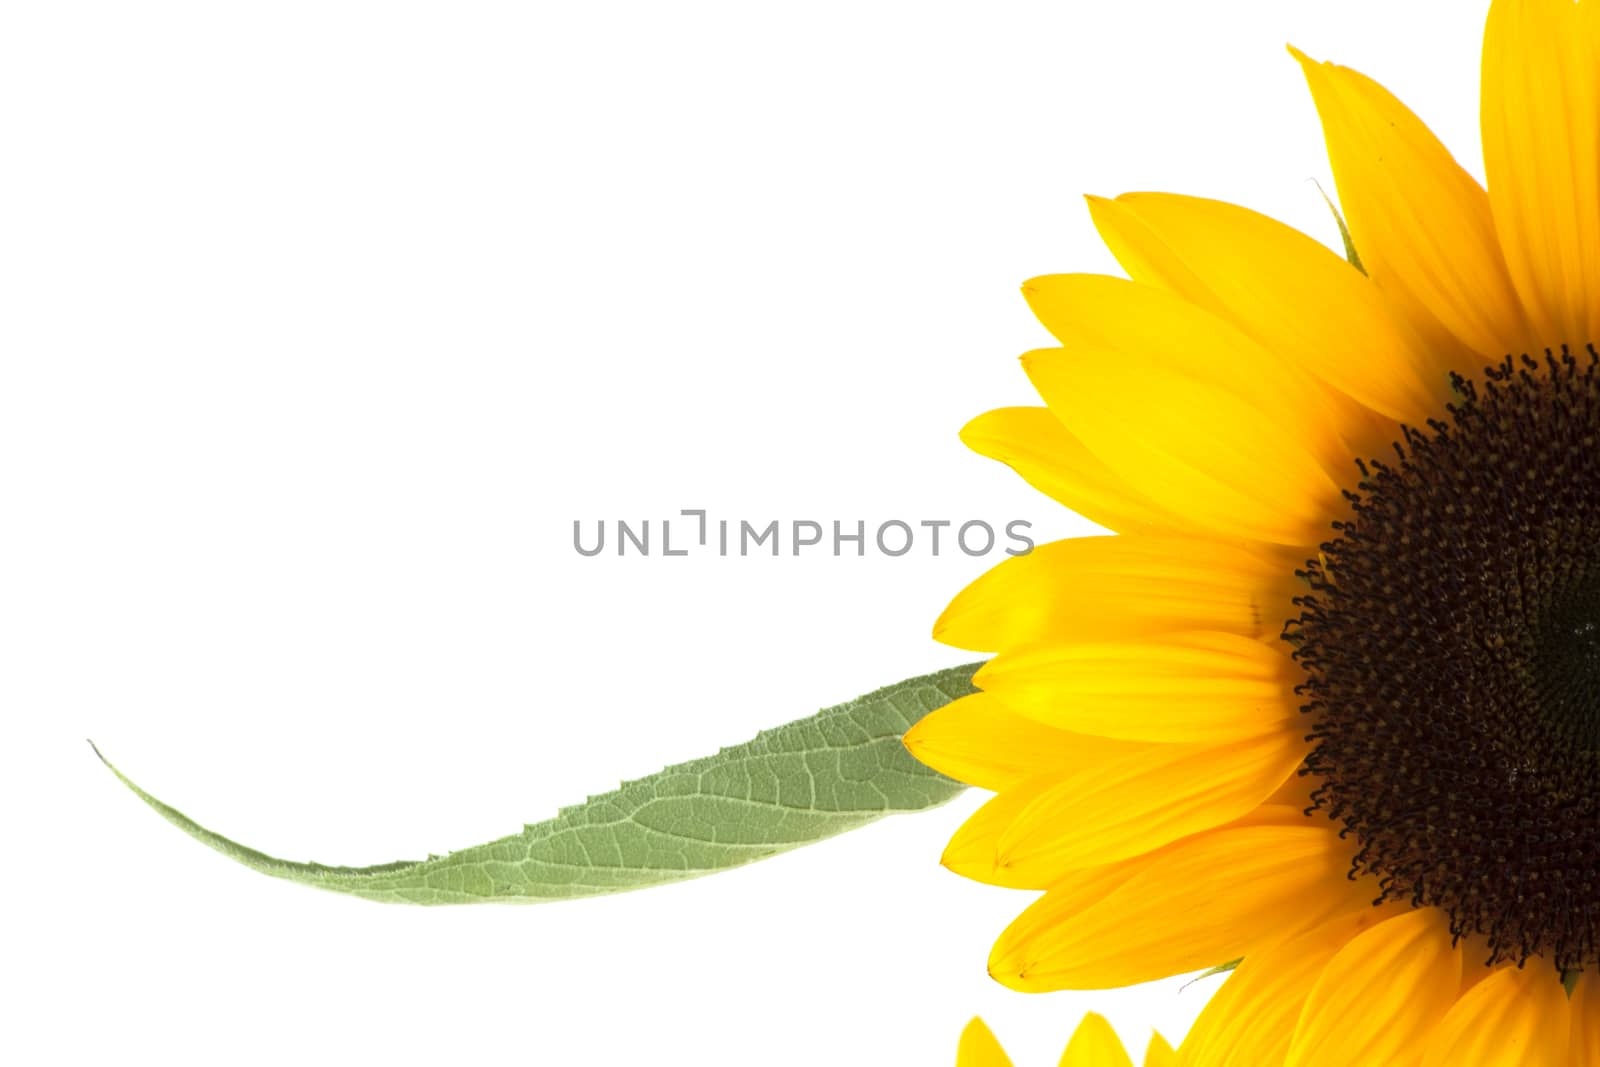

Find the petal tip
[[986, 957, 1034, 993], [957, 410, 998, 448]]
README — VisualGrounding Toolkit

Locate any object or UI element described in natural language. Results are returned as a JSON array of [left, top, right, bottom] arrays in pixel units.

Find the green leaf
[[94, 663, 979, 904]]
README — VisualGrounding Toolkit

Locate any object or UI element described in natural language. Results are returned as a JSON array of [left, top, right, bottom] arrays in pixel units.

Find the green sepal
[[1183, 958, 1242, 990], [1314, 181, 1365, 275]]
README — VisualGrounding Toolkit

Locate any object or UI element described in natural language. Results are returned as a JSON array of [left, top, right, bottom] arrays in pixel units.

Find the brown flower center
[[1286, 348, 1600, 973]]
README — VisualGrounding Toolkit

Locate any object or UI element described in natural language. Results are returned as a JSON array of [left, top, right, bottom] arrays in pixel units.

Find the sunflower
[[957, 1014, 1175, 1067], [905, 1, 1600, 1062]]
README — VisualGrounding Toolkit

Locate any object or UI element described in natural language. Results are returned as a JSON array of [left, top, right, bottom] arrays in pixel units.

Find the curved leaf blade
[[95, 663, 979, 904]]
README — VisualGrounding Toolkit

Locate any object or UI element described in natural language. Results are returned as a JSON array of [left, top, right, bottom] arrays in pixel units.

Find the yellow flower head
[[957, 1015, 1175, 1067], [909, 0, 1600, 1062]]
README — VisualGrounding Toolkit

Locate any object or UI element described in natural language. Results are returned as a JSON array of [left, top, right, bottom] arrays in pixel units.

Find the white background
[[5, 2, 1484, 1064]]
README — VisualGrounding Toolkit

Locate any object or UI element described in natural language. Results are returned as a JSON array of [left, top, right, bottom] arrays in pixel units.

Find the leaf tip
[[88, 738, 131, 787]]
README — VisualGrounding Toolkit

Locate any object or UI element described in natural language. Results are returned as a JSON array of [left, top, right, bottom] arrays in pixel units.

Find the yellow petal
[[956, 791, 1309, 893], [1286, 908, 1463, 1067], [942, 779, 1058, 888], [1572, 972, 1600, 1067], [1291, 46, 1525, 363], [959, 407, 1184, 535], [1023, 344, 1344, 547], [976, 631, 1300, 744], [934, 758, 1190, 895], [958, 1017, 1015, 1067], [1138, 1033, 1178, 1067], [1087, 192, 1441, 425], [1420, 963, 1568, 1067], [995, 731, 1305, 873], [934, 534, 1293, 652], [1021, 272, 1357, 451], [1482, 0, 1600, 350], [948, 795, 1311, 896], [989, 820, 1363, 991], [904, 692, 1142, 793], [1263, 766, 1316, 811], [1057, 1014, 1135, 1067], [1184, 907, 1402, 1067]]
